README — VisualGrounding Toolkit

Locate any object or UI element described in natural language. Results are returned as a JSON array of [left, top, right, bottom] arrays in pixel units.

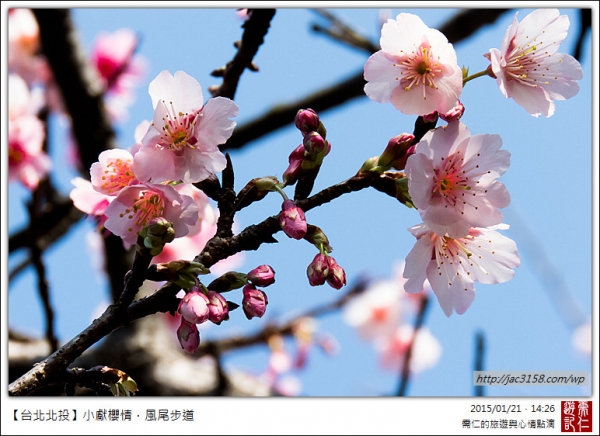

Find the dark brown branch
[[310, 9, 379, 53], [210, 9, 276, 99], [397, 295, 430, 396], [474, 330, 485, 397], [215, 154, 236, 239], [573, 9, 591, 62], [9, 199, 83, 255]]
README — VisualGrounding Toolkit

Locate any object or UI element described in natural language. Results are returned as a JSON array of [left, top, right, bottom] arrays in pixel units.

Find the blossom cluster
[[363, 9, 582, 316]]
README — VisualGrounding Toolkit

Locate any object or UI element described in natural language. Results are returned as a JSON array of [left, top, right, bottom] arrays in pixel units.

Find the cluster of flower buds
[[176, 284, 231, 353], [282, 109, 331, 190], [306, 253, 346, 290], [138, 217, 176, 256], [173, 262, 277, 352]]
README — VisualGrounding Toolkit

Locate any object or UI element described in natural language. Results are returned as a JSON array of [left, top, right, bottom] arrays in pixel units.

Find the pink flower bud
[[279, 199, 307, 239], [422, 111, 439, 123], [294, 108, 320, 136], [247, 264, 276, 287], [378, 133, 415, 170], [307, 253, 329, 286], [282, 144, 306, 186], [439, 100, 465, 123], [177, 318, 200, 354], [242, 284, 269, 319], [178, 290, 210, 324], [326, 256, 346, 289], [207, 290, 229, 325], [303, 131, 326, 154]]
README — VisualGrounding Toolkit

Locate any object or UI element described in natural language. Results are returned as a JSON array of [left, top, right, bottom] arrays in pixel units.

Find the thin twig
[[209, 9, 277, 99], [397, 295, 430, 396], [474, 330, 485, 397], [310, 9, 379, 53]]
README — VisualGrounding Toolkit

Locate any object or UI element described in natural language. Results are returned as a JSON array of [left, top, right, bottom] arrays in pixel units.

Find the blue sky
[[3, 3, 598, 433]]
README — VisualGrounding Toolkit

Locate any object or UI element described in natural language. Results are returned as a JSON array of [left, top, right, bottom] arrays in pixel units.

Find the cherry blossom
[[405, 121, 511, 239], [403, 222, 521, 316], [485, 8, 583, 118], [132, 70, 238, 184], [90, 28, 147, 122], [103, 182, 199, 246], [343, 278, 403, 341], [364, 12, 463, 116], [8, 74, 50, 189], [377, 325, 442, 374], [70, 177, 112, 224], [90, 149, 139, 196], [8, 8, 50, 85]]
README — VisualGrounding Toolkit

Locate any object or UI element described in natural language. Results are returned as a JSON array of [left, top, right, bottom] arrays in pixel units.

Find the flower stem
[[463, 69, 491, 86]]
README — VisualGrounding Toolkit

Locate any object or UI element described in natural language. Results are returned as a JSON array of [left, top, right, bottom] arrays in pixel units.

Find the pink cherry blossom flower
[[132, 70, 238, 184], [406, 121, 511, 239], [8, 8, 50, 85], [90, 149, 139, 196], [485, 9, 583, 118], [343, 278, 403, 341], [70, 177, 112, 225], [377, 325, 442, 374], [103, 182, 199, 246], [90, 28, 147, 122], [364, 12, 463, 116], [172, 183, 212, 237], [403, 222, 521, 316], [8, 74, 50, 189]]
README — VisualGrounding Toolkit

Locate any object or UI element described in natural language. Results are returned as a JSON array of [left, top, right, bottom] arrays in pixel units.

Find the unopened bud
[[139, 217, 176, 256], [378, 133, 415, 170], [439, 100, 465, 123], [279, 199, 307, 239], [177, 318, 200, 354], [422, 111, 439, 124], [294, 108, 320, 136], [326, 256, 346, 289], [282, 144, 306, 186], [307, 253, 329, 286], [207, 290, 230, 325], [247, 264, 276, 287], [359, 156, 379, 174], [242, 284, 269, 319], [303, 131, 326, 154], [178, 289, 210, 324]]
